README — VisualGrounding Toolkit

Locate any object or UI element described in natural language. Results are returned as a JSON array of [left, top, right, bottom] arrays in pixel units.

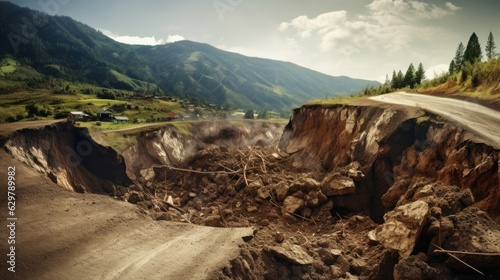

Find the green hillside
[[0, 1, 379, 111]]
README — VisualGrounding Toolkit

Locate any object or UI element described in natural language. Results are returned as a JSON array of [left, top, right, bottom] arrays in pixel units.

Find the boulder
[[266, 242, 314, 265], [282, 196, 305, 214], [441, 207, 500, 271], [375, 200, 430, 258], [394, 253, 438, 280], [321, 173, 356, 196]]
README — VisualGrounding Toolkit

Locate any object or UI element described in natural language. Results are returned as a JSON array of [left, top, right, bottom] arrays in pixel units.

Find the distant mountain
[[0, 1, 379, 110]]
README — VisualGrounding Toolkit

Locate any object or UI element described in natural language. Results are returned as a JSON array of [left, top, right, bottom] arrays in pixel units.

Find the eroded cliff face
[[121, 121, 284, 181], [278, 104, 500, 222], [4, 123, 132, 193]]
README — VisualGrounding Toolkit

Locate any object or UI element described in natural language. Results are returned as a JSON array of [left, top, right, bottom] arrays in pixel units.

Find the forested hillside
[[0, 1, 379, 111]]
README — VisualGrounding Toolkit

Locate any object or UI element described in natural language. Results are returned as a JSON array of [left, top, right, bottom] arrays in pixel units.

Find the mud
[[2, 102, 500, 279]]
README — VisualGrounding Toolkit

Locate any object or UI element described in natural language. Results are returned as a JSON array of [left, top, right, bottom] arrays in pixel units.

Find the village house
[[97, 108, 128, 123], [68, 111, 91, 122]]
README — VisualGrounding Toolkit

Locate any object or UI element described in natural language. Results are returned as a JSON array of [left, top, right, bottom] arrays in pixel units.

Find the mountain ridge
[[0, 1, 379, 110]]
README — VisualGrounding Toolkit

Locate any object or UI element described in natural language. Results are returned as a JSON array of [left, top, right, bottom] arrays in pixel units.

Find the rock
[[345, 272, 359, 280], [335, 254, 350, 273], [266, 242, 314, 265], [394, 254, 438, 280], [246, 206, 258, 213], [330, 265, 345, 279], [441, 207, 500, 271], [301, 177, 321, 189], [188, 192, 197, 198], [350, 258, 369, 275], [321, 173, 356, 196], [246, 179, 263, 196], [367, 230, 379, 245], [274, 232, 285, 243], [221, 208, 234, 218], [256, 186, 271, 200], [127, 191, 144, 204], [271, 182, 289, 201], [282, 196, 305, 214], [381, 178, 411, 210], [375, 200, 430, 258], [331, 249, 342, 257], [258, 219, 270, 227], [348, 168, 364, 180], [317, 240, 329, 248], [305, 190, 327, 207], [140, 168, 155, 181], [318, 248, 335, 265], [459, 188, 475, 207], [166, 195, 175, 205], [368, 250, 400, 280], [204, 215, 222, 227]]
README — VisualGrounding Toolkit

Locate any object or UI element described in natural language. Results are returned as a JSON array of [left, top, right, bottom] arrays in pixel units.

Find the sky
[[7, 0, 500, 82]]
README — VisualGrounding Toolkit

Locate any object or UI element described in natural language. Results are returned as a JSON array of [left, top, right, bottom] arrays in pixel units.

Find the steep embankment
[[4, 122, 132, 193], [278, 103, 500, 222]]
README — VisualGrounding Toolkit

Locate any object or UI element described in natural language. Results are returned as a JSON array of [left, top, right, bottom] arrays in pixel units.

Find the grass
[[416, 58, 500, 103], [304, 94, 363, 105]]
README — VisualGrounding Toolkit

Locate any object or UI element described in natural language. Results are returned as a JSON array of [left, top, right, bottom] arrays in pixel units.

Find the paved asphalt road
[[370, 92, 500, 148]]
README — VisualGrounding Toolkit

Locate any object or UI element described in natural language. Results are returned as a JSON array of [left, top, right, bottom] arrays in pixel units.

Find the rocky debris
[[321, 173, 356, 196], [266, 242, 314, 265], [375, 200, 430, 258], [114, 121, 500, 280]]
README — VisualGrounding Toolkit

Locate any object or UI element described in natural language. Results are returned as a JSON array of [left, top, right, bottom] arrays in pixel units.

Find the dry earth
[[0, 148, 253, 280]]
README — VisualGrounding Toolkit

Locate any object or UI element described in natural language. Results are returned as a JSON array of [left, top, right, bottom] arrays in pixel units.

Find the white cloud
[[166, 34, 185, 43], [278, 0, 461, 56], [99, 29, 184, 45]]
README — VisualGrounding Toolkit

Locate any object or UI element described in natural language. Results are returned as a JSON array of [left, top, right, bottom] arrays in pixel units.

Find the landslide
[[4, 122, 132, 193], [2, 104, 500, 280], [279, 103, 500, 222]]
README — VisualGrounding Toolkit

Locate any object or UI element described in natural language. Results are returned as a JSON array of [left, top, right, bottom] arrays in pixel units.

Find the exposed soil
[[0, 148, 253, 280], [1, 97, 500, 280]]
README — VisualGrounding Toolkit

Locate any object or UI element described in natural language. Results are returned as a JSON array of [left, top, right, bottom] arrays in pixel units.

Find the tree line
[[449, 31, 497, 74], [390, 62, 426, 89]]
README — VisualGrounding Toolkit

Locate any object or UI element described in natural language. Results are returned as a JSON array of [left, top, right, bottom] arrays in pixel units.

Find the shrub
[[25, 103, 53, 118]]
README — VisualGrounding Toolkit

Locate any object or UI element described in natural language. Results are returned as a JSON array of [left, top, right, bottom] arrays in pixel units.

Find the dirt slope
[[0, 149, 253, 280]]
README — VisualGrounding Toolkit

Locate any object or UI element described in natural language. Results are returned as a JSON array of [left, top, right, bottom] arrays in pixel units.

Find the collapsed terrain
[[1, 94, 500, 279]]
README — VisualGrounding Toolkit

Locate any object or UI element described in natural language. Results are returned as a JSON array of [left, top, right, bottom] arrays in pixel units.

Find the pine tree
[[449, 60, 456, 74], [403, 63, 415, 88], [485, 31, 497, 60], [463, 32, 482, 64], [453, 42, 465, 72], [391, 70, 397, 89], [414, 63, 425, 85], [396, 70, 404, 89]]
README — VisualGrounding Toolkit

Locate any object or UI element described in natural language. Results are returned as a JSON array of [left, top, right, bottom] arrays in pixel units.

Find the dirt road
[[0, 149, 253, 280], [370, 92, 500, 148]]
